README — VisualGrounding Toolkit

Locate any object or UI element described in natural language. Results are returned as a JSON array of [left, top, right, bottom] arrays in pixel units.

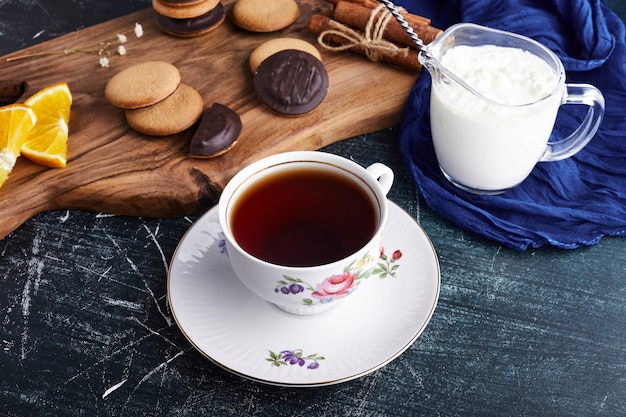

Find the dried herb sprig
[[6, 23, 144, 68]]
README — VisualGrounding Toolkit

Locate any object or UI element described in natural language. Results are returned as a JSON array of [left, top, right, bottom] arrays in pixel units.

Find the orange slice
[[21, 82, 72, 168], [0, 104, 37, 187]]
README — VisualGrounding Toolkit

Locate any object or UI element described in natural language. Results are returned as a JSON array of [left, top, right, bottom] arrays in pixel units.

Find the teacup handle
[[540, 83, 605, 162], [366, 163, 394, 195]]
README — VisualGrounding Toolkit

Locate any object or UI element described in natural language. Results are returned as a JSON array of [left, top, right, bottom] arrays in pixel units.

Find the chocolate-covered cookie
[[156, 3, 225, 38], [254, 50, 329, 116], [190, 103, 242, 158]]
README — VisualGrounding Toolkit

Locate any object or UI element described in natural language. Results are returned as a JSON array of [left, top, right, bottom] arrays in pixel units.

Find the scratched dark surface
[[1, 1, 626, 416]]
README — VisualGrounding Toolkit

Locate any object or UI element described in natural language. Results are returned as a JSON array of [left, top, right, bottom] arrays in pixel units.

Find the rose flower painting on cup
[[274, 247, 403, 307]]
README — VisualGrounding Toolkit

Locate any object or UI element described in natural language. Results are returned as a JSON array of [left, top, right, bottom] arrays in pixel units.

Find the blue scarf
[[396, 0, 626, 249]]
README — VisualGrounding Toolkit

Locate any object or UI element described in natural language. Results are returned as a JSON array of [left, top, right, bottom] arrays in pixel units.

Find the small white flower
[[9, 22, 146, 66], [134, 23, 144, 38]]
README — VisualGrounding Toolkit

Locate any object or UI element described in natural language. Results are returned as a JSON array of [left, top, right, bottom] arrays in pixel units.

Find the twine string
[[317, 4, 409, 61]]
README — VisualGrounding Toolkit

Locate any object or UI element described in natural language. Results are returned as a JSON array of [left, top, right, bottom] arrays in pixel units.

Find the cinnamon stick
[[306, 14, 421, 71], [326, 0, 432, 27], [333, 1, 442, 49]]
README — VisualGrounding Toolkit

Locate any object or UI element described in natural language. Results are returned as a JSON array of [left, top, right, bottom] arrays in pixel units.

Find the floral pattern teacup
[[218, 151, 394, 315]]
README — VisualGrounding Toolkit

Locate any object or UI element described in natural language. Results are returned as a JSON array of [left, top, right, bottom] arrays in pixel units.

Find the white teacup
[[218, 151, 394, 315], [419, 23, 605, 194]]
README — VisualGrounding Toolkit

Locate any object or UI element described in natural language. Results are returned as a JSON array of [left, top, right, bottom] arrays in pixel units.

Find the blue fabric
[[395, 0, 626, 250]]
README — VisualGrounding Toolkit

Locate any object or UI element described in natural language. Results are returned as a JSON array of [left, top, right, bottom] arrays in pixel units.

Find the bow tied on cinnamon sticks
[[306, 0, 442, 71]]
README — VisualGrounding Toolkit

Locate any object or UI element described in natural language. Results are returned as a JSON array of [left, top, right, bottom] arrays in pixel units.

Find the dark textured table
[[1, 1, 626, 416]]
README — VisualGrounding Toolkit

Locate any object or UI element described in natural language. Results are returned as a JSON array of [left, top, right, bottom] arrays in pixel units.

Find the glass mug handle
[[540, 83, 605, 162], [366, 163, 394, 195]]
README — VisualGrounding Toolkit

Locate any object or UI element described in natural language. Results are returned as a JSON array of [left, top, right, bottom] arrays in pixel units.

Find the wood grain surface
[[0, 0, 417, 239]]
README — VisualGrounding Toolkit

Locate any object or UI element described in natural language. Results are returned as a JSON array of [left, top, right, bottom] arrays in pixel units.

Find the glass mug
[[419, 23, 605, 195]]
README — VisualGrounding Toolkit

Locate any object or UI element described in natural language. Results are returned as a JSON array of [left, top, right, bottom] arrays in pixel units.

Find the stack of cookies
[[153, 0, 226, 38], [105, 61, 204, 136], [105, 61, 242, 158]]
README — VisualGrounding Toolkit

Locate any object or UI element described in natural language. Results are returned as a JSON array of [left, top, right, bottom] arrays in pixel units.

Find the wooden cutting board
[[0, 0, 418, 239]]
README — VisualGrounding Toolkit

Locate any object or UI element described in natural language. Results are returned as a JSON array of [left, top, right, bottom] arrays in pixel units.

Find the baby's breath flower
[[134, 23, 144, 38], [6, 22, 146, 67]]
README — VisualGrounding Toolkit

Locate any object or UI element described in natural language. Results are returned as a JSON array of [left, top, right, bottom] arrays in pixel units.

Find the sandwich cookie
[[156, 2, 225, 38], [159, 0, 206, 5], [152, 0, 220, 19]]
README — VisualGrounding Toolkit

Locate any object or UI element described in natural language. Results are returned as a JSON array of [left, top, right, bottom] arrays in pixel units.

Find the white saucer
[[168, 201, 440, 387]]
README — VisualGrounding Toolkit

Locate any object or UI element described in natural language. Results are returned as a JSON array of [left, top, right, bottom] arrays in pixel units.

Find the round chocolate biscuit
[[156, 3, 225, 38], [249, 37, 322, 73], [125, 83, 204, 136], [152, 0, 220, 19], [190, 103, 242, 158], [254, 50, 329, 116], [105, 61, 181, 109]]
